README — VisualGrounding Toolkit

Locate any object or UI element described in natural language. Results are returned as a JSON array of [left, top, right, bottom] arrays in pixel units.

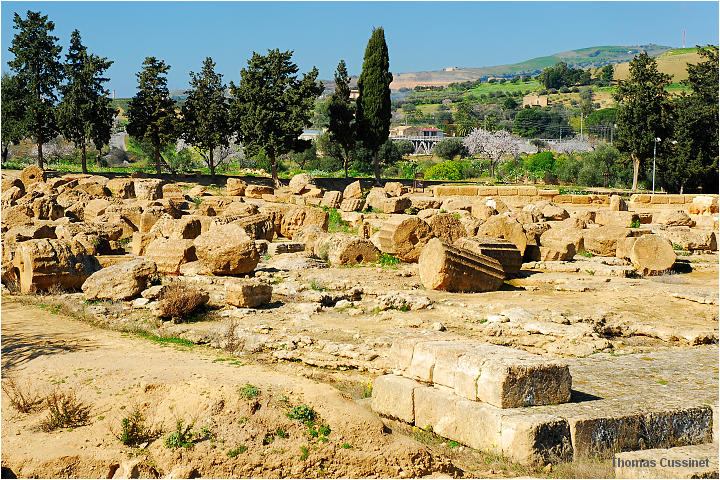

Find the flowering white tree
[[463, 128, 521, 178], [554, 137, 594, 155]]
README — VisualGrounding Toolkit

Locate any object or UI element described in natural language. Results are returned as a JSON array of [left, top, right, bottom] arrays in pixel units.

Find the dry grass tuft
[[155, 284, 208, 321], [2, 376, 43, 413], [40, 390, 92, 431]]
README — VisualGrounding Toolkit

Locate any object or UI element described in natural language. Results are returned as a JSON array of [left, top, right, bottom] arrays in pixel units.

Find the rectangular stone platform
[[373, 345, 718, 464], [390, 336, 571, 408]]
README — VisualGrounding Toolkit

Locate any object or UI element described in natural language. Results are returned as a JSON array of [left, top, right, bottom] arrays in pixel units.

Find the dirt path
[[1, 301, 456, 479]]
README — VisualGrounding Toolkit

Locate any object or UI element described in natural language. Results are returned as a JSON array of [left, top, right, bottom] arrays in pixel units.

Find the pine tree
[[229, 49, 323, 187], [1, 73, 27, 164], [613, 52, 673, 190], [327, 60, 356, 178], [180, 57, 232, 180], [57, 30, 115, 174], [355, 27, 393, 185], [8, 10, 64, 169], [126, 57, 177, 174]]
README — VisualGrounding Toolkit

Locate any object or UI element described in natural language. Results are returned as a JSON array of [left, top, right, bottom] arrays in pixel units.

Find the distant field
[[463, 79, 541, 99], [613, 48, 706, 82]]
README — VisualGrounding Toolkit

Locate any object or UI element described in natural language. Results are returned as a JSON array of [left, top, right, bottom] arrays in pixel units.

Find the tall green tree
[[600, 64, 614, 84], [613, 52, 673, 190], [230, 49, 323, 187], [327, 60, 356, 177], [1, 73, 27, 164], [57, 30, 115, 174], [180, 57, 232, 179], [355, 27, 393, 185], [661, 45, 719, 193], [126, 57, 177, 174], [8, 10, 64, 169]]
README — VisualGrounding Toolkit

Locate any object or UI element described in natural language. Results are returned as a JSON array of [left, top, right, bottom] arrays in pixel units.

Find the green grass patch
[[131, 329, 195, 347], [377, 253, 400, 268]]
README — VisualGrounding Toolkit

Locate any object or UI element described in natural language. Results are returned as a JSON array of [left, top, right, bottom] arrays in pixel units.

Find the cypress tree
[[57, 30, 115, 174], [356, 27, 393, 185], [327, 60, 356, 178], [8, 10, 64, 169]]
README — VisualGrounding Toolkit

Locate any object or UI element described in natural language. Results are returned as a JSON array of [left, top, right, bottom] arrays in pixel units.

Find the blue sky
[[2, 1, 718, 97]]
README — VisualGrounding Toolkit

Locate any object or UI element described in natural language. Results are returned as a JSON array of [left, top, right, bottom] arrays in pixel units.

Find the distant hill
[[613, 47, 710, 83], [323, 44, 672, 91]]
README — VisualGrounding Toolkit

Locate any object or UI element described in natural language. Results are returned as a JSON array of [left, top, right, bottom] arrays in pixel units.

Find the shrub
[[433, 138, 468, 160], [555, 154, 583, 183], [164, 420, 196, 449], [524, 151, 556, 174], [156, 284, 208, 321], [117, 407, 155, 446], [41, 391, 91, 431], [2, 376, 42, 413], [286, 405, 317, 426], [424, 161, 463, 180]]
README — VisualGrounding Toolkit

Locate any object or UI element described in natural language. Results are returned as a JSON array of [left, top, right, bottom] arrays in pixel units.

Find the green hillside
[[388, 44, 672, 89]]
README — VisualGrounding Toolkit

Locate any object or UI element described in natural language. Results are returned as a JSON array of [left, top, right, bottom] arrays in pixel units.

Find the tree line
[[2, 10, 394, 186]]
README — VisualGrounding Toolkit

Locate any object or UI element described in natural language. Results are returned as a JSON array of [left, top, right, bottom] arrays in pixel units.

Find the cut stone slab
[[225, 279, 272, 308], [584, 225, 631, 256], [527, 346, 717, 459], [370, 375, 421, 424], [392, 336, 572, 408], [427, 213, 467, 244], [411, 385, 572, 465], [614, 443, 719, 479]]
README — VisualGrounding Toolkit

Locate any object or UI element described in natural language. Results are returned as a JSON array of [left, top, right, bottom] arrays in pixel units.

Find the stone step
[[373, 345, 718, 465], [389, 335, 571, 408], [614, 442, 719, 479]]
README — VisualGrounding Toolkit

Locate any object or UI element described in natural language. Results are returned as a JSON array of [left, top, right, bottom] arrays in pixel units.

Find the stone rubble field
[[1, 167, 718, 478]]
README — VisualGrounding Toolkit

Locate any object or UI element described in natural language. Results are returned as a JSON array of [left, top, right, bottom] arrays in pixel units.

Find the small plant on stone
[[577, 250, 594, 258], [40, 390, 91, 431], [361, 379, 373, 398], [276, 428, 289, 438], [341, 443, 353, 449], [2, 376, 42, 413], [239, 383, 260, 400], [310, 280, 325, 292], [164, 420, 196, 449], [630, 219, 641, 228], [300, 445, 310, 460]]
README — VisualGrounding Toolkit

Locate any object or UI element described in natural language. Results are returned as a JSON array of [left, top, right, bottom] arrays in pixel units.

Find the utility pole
[[580, 112, 583, 136]]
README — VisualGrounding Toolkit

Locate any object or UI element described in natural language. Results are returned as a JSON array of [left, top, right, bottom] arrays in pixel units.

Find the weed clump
[[164, 420, 196, 449], [239, 383, 260, 400], [286, 405, 317, 425], [41, 391, 91, 431], [116, 407, 156, 446], [377, 253, 400, 268], [2, 377, 42, 413]]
